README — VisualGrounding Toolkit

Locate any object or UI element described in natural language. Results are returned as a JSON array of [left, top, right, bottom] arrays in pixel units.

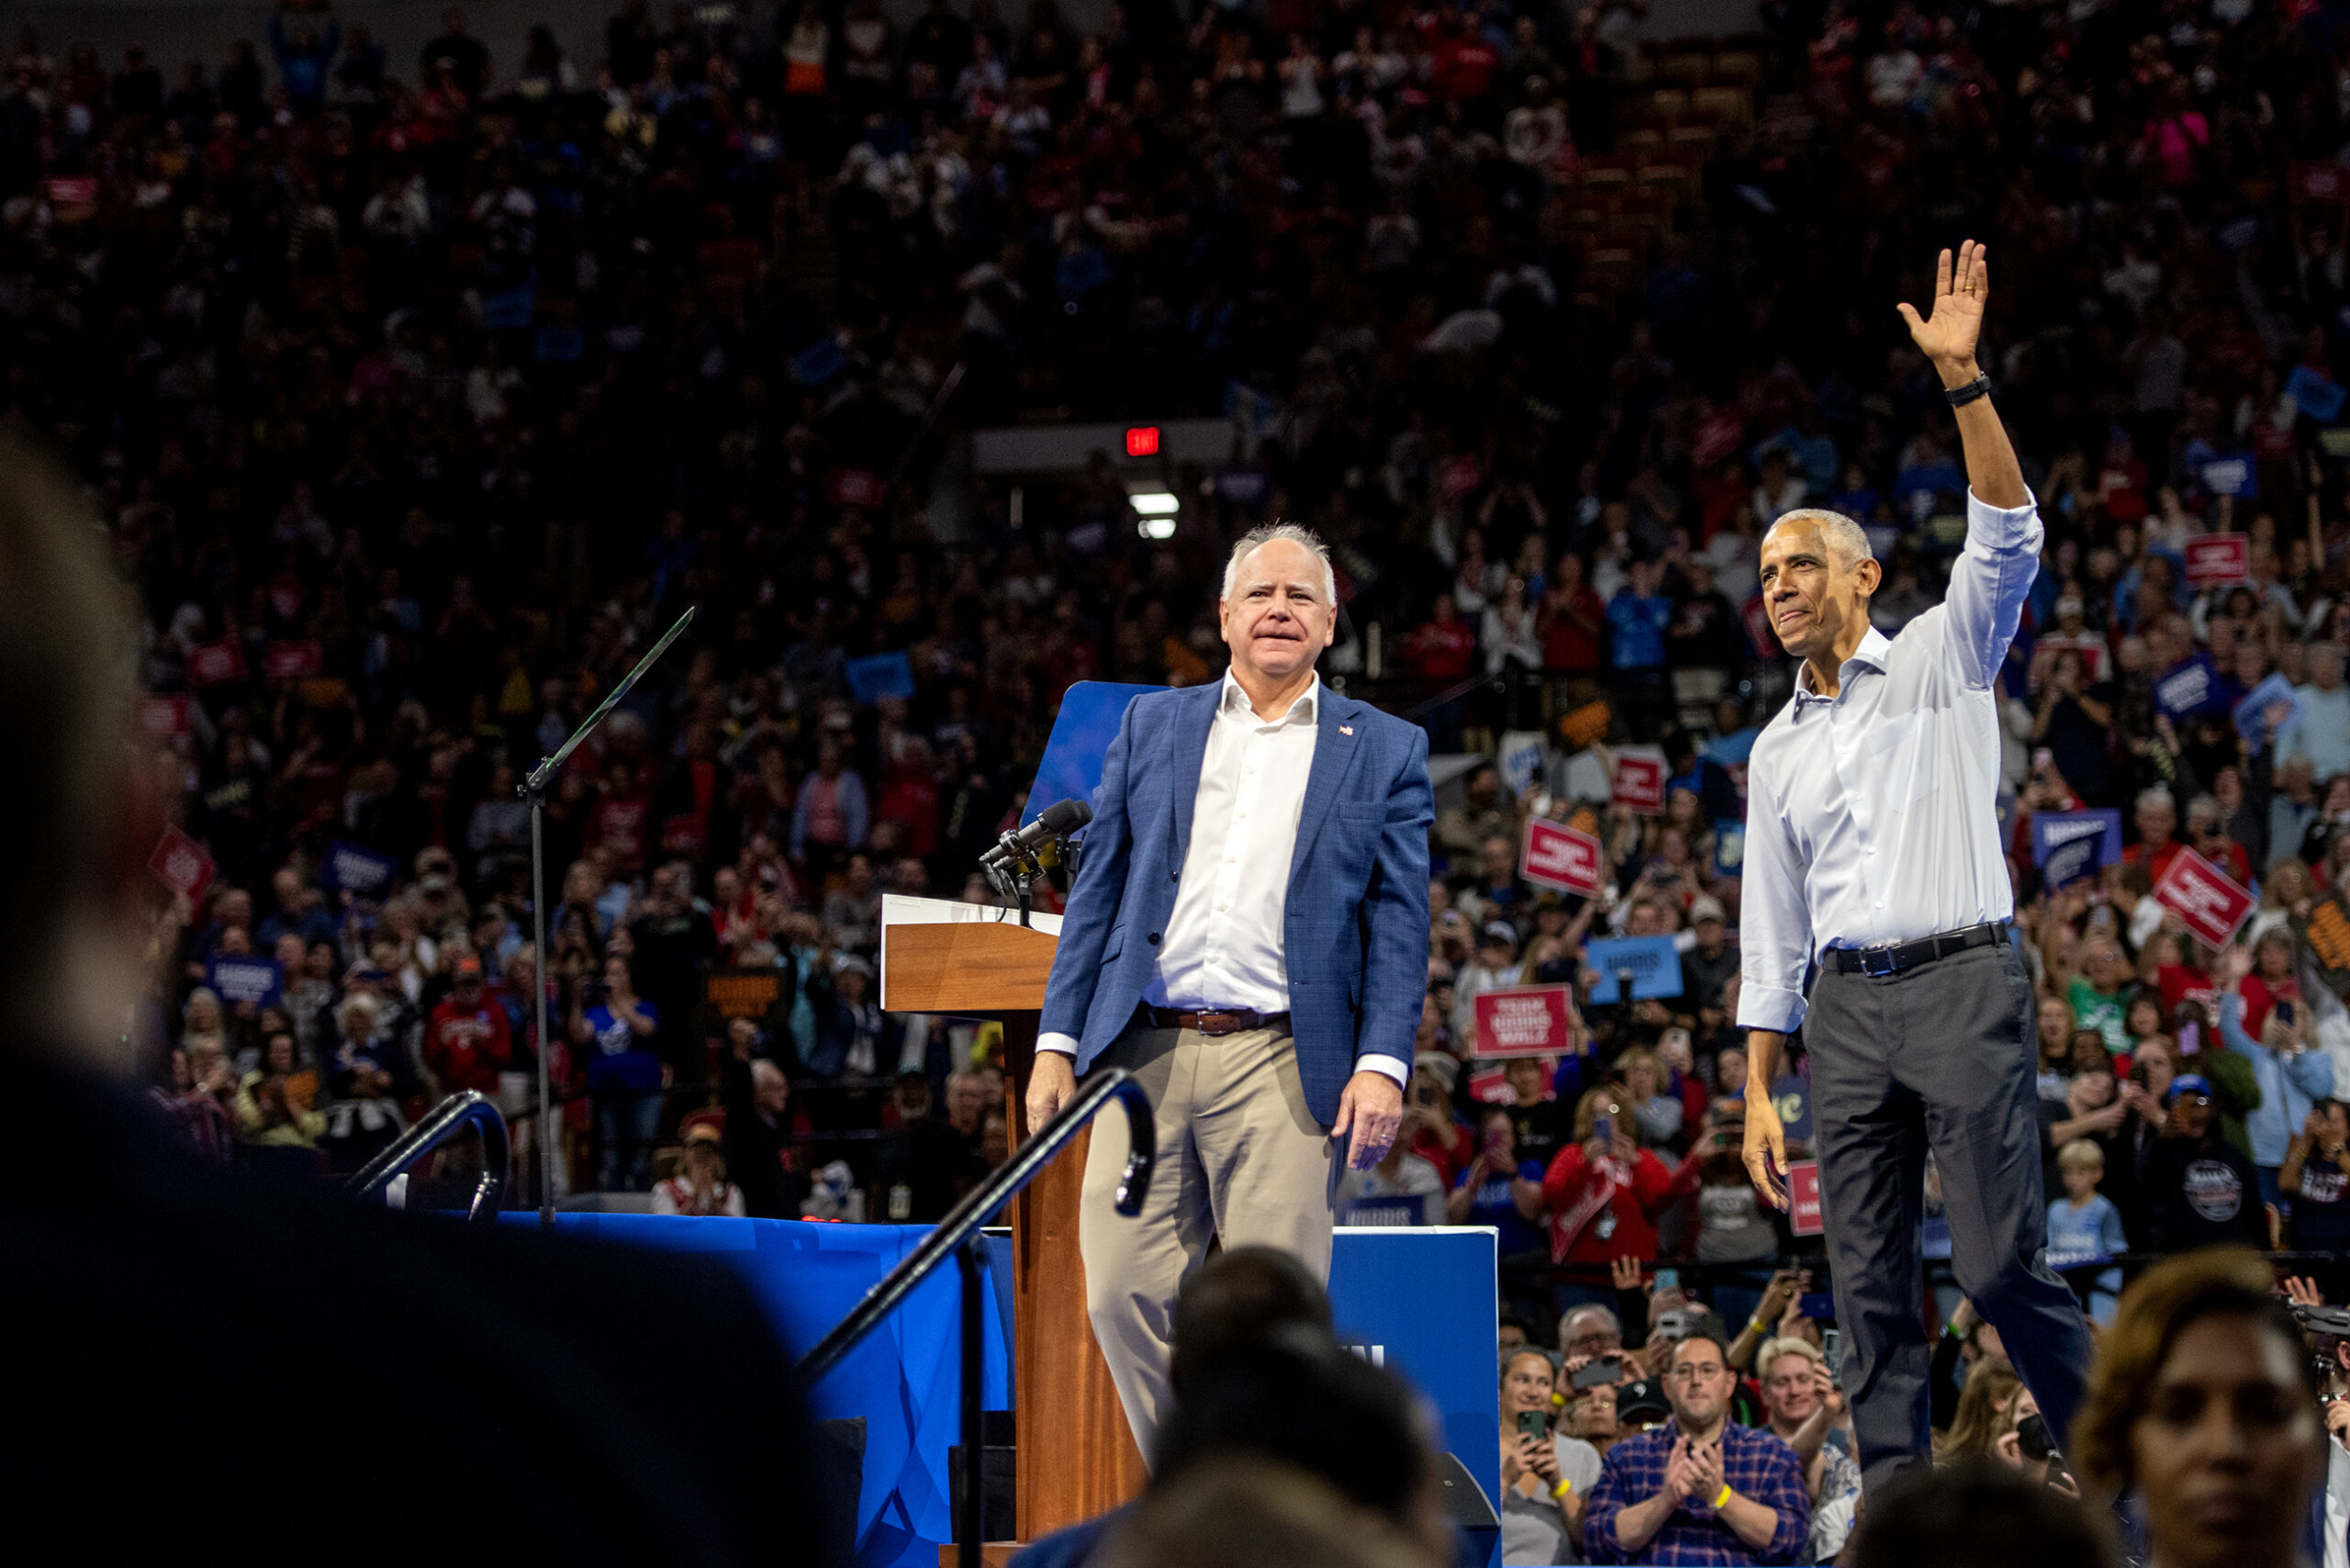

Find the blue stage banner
[[506, 1215, 1011, 1568], [1328, 1226, 1504, 1568], [1030, 681, 1166, 819]]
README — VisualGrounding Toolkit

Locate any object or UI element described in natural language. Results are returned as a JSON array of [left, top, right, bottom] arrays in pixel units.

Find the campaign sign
[[323, 840, 397, 898], [2184, 534, 2251, 588], [1583, 935, 1685, 1003], [1611, 746, 1667, 815], [263, 639, 323, 684], [1713, 820, 1745, 879], [1521, 817, 1603, 896], [1769, 1073, 1815, 1144], [843, 651, 916, 705], [2292, 364, 2350, 424], [1787, 1159, 1823, 1237], [186, 640, 247, 688], [1472, 984, 1576, 1059], [1467, 1065, 1512, 1104], [207, 954, 284, 1008], [2199, 454, 2256, 499], [1497, 730, 1547, 799], [2154, 655, 2225, 721], [2233, 671, 2304, 745], [2031, 809, 2124, 891], [2155, 848, 2258, 950], [148, 826, 215, 906], [139, 694, 190, 738]]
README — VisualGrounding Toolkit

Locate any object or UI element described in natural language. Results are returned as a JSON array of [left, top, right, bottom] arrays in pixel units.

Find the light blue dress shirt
[[1738, 488, 2043, 1034]]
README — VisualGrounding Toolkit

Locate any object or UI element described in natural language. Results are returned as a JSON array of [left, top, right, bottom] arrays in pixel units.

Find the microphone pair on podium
[[981, 797, 1093, 875]]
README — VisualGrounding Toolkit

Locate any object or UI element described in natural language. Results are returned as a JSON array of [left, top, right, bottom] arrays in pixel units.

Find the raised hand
[[1897, 241, 1989, 375]]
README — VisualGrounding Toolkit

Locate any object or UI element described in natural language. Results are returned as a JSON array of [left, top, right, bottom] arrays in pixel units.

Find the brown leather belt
[[1136, 1004, 1292, 1036]]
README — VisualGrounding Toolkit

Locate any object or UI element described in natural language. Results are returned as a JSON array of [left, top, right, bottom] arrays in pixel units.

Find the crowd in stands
[[13, 0, 2350, 1520]]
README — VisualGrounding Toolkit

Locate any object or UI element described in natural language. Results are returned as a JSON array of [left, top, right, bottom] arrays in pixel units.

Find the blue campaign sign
[[1028, 681, 1166, 820], [843, 651, 916, 706], [2234, 670, 2305, 745], [1769, 1072, 1814, 1143], [2199, 454, 2256, 499], [1712, 818, 1745, 879], [323, 840, 398, 898], [2154, 654, 2226, 720], [2031, 808, 2123, 890], [2291, 364, 2349, 424], [208, 955, 284, 1007], [1584, 935, 1685, 1003]]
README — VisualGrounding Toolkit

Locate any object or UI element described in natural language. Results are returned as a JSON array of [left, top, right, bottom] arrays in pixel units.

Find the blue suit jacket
[[1038, 680, 1433, 1126]]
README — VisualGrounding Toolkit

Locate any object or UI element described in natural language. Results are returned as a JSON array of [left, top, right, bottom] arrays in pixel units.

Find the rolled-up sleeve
[[1736, 753, 1812, 1034], [1942, 487, 2043, 689]]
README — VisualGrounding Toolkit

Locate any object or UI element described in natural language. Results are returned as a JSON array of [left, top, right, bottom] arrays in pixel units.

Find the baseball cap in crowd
[[454, 957, 483, 982], [1481, 921, 1518, 948], [2165, 1073, 2212, 1105], [834, 954, 875, 979], [1615, 1378, 1672, 1429], [2053, 595, 2084, 620], [679, 1109, 725, 1146], [1688, 896, 1727, 926]]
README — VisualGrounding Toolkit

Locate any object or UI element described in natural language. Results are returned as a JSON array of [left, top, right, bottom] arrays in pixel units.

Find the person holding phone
[[2216, 939, 2335, 1211], [1738, 243, 2096, 1492], [1543, 1088, 1706, 1313], [1499, 1348, 1602, 1564]]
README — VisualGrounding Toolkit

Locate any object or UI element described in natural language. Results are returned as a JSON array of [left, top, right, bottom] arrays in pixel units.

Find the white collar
[[1792, 626, 1893, 712], [1219, 668, 1322, 727]]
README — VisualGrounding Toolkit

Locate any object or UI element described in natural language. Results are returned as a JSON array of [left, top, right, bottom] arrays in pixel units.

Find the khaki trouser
[[1078, 1022, 1340, 1462]]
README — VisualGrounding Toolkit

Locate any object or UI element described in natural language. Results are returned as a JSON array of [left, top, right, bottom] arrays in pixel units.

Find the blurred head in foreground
[[1094, 1459, 1435, 1568], [1844, 1459, 2118, 1568], [0, 434, 145, 1063], [2072, 1248, 2324, 1568]]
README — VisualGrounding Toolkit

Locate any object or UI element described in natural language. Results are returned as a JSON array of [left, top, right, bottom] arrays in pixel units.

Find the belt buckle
[[1860, 946, 1899, 978], [1197, 1011, 1237, 1036]]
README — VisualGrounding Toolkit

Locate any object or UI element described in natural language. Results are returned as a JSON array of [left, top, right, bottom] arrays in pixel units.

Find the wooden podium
[[880, 897, 1148, 1557]]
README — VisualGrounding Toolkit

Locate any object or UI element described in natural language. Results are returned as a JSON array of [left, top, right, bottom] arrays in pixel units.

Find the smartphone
[[1516, 1408, 1551, 1440], [1798, 1293, 1836, 1321], [1572, 1354, 1626, 1391], [2277, 1000, 2299, 1027], [1593, 1114, 1614, 1146], [1821, 1327, 1842, 1380], [2129, 1061, 2149, 1088], [2015, 1411, 2056, 1463], [1653, 1268, 1679, 1294]]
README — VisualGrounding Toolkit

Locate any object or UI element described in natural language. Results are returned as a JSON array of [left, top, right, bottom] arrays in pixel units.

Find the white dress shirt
[[1041, 671, 1406, 1088], [1737, 487, 2043, 1035]]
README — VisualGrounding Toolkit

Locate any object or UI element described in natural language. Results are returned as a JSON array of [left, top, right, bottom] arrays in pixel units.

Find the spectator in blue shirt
[[573, 954, 666, 1191], [2045, 1139, 2128, 1325], [1583, 1329, 1809, 1563], [2218, 943, 2335, 1208], [1606, 558, 1673, 674]]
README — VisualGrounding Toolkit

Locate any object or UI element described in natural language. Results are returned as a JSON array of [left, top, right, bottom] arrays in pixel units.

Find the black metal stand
[[521, 606, 697, 1226], [958, 1235, 987, 1568]]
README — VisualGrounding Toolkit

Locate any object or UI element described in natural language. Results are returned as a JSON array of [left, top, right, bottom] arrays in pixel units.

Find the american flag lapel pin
[[1339, 724, 1353, 735]]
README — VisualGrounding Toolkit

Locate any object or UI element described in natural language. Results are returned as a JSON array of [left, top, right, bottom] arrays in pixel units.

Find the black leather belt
[[1823, 921, 2008, 978], [1136, 1004, 1292, 1036]]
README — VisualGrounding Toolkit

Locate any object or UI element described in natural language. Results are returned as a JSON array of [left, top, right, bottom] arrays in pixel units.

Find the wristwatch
[[1944, 373, 1993, 409]]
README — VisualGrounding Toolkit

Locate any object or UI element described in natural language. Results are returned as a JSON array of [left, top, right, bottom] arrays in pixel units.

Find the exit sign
[[1124, 426, 1160, 457]]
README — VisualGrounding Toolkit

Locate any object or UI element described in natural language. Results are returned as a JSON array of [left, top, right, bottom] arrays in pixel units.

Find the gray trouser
[[1807, 937, 2093, 1489]]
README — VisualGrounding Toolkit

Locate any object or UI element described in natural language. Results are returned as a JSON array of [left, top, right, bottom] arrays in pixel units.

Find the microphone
[[982, 798, 1094, 869]]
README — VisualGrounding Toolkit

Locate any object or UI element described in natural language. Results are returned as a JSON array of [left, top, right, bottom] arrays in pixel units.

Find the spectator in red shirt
[[1401, 592, 1478, 682], [1543, 1085, 1704, 1311], [2122, 786, 2183, 886], [2239, 927, 2303, 1042], [1539, 553, 1606, 678], [592, 758, 653, 876], [424, 957, 514, 1097]]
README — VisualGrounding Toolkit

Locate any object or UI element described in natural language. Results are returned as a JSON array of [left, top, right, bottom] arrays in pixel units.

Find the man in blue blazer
[[1026, 522, 1434, 1459]]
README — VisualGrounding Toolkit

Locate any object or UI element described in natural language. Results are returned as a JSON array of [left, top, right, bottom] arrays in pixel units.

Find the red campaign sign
[[262, 640, 322, 684], [1521, 817, 1603, 896], [2296, 161, 2350, 206], [1612, 748, 1667, 816], [1472, 984, 1577, 1059], [2183, 534, 2251, 588], [43, 176, 96, 207], [147, 826, 216, 906], [1787, 1159, 1823, 1237], [1467, 1066, 1513, 1104], [1741, 591, 1781, 660], [2155, 847, 2258, 951], [185, 640, 247, 688], [827, 467, 887, 508], [139, 694, 190, 738], [660, 812, 709, 857]]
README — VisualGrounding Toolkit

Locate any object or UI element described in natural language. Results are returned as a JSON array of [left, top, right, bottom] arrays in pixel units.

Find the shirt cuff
[[1355, 1053, 1410, 1089], [1735, 984, 1807, 1035], [1037, 1032, 1080, 1058], [1965, 486, 2040, 550]]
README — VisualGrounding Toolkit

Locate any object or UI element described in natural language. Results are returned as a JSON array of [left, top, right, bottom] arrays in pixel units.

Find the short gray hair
[[1223, 522, 1337, 606], [1772, 508, 1873, 567], [2136, 786, 2177, 814]]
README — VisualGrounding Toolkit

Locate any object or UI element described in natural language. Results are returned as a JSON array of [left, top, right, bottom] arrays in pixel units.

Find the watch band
[[1944, 372, 1993, 408]]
